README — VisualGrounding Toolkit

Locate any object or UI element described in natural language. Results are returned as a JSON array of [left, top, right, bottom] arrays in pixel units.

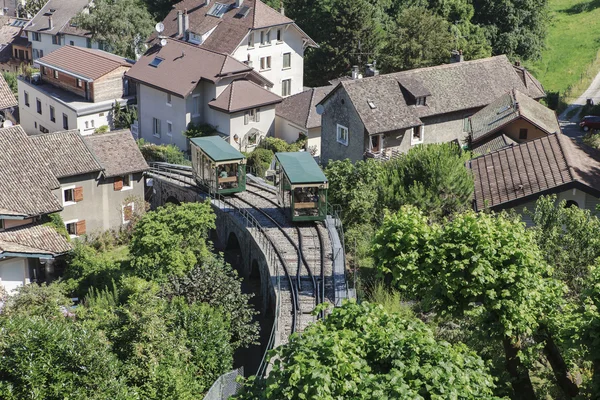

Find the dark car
[[580, 115, 600, 131]]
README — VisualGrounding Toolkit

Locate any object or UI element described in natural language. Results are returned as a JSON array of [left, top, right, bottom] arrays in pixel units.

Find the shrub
[[259, 136, 301, 153], [183, 123, 219, 139], [94, 125, 109, 134], [137, 139, 187, 165], [246, 148, 274, 177]]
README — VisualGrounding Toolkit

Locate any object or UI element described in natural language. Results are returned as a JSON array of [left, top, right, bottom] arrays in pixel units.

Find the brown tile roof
[[471, 134, 517, 157], [37, 45, 132, 81], [30, 130, 102, 179], [320, 55, 546, 135], [126, 39, 271, 97], [0, 73, 17, 110], [153, 0, 314, 55], [0, 126, 62, 218], [276, 85, 334, 129], [208, 79, 281, 113], [0, 17, 23, 46], [470, 89, 560, 143], [83, 129, 149, 178], [0, 223, 71, 256], [25, 0, 90, 36], [469, 133, 600, 211]]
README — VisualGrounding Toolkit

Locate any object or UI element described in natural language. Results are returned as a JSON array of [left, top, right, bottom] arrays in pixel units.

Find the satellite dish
[[315, 104, 325, 115], [160, 38, 167, 47], [155, 22, 164, 33]]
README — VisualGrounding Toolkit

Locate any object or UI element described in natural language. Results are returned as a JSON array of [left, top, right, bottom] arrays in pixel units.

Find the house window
[[282, 52, 291, 69], [519, 128, 528, 140], [282, 79, 291, 97], [122, 202, 135, 224], [49, 105, 55, 122], [336, 124, 348, 146], [244, 108, 260, 125], [52, 35, 60, 45], [39, 50, 44, 58], [167, 120, 173, 136], [416, 96, 426, 106], [62, 185, 83, 206], [76, 78, 82, 88], [42, 66, 47, 75], [247, 32, 254, 48], [91, 120, 95, 128], [31, 32, 40, 41], [122, 174, 132, 190], [153, 117, 161, 137], [411, 125, 425, 145], [192, 94, 200, 116], [86, 38, 92, 48], [65, 219, 85, 237], [36, 98, 41, 114], [260, 56, 271, 70], [463, 116, 471, 132], [63, 113, 68, 129], [565, 200, 579, 208], [276, 29, 282, 42], [53, 70, 58, 79], [166, 93, 171, 106], [39, 124, 48, 133], [260, 30, 270, 45], [69, 40, 74, 46], [32, 49, 39, 59], [24, 91, 29, 106]]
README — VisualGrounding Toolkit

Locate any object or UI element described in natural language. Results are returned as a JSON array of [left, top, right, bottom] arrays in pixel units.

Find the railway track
[[147, 164, 333, 340]]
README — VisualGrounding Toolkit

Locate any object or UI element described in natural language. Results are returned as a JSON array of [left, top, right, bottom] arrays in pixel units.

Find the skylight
[[367, 100, 376, 109], [207, 2, 229, 18], [235, 5, 251, 19], [149, 57, 163, 68]]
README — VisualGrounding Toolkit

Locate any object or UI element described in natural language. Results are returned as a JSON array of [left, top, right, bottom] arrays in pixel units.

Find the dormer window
[[398, 77, 431, 107], [207, 2, 229, 18], [416, 96, 426, 106]]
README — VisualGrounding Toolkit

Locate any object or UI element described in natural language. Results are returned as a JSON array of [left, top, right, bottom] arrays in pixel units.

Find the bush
[[137, 139, 187, 165], [246, 148, 274, 177], [112, 101, 137, 129], [94, 125, 109, 134], [183, 123, 218, 139], [2, 71, 17, 95], [259, 136, 301, 153]]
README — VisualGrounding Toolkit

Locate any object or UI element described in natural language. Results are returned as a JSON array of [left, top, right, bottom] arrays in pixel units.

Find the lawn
[[524, 0, 600, 98]]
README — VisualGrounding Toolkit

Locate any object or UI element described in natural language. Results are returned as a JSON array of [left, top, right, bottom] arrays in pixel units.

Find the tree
[[112, 101, 137, 129], [21, 0, 46, 17], [2, 72, 17, 95], [471, 0, 549, 60], [3, 283, 72, 318], [373, 207, 569, 399], [129, 202, 216, 282], [74, 0, 155, 59], [0, 316, 130, 399], [380, 7, 454, 72], [235, 301, 503, 399], [379, 142, 473, 219]]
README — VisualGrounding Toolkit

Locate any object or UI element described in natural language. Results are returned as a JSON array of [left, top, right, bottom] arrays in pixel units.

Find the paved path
[[556, 70, 600, 141]]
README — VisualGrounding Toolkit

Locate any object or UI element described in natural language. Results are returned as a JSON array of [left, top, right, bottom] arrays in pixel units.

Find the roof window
[[367, 100, 376, 109], [235, 5, 251, 18], [207, 2, 230, 18], [149, 57, 164, 68]]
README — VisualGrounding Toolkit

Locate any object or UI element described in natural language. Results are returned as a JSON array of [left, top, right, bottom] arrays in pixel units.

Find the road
[[558, 70, 600, 140]]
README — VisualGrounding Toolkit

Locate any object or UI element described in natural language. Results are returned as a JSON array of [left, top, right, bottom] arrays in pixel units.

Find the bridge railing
[[327, 203, 354, 302]]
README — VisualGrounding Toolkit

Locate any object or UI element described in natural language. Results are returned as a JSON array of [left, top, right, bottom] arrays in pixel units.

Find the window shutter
[[114, 177, 123, 191], [76, 220, 86, 235], [244, 112, 249, 125], [256, 108, 260, 122], [74, 186, 84, 202], [123, 205, 133, 222]]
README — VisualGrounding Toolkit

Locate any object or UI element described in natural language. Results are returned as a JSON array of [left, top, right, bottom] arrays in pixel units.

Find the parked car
[[580, 115, 600, 131]]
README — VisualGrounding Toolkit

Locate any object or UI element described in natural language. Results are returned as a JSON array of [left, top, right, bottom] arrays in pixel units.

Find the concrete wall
[[53, 172, 145, 236], [321, 87, 366, 163], [232, 25, 305, 96]]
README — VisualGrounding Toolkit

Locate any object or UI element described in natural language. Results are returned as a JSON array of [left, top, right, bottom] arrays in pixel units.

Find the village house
[[154, 0, 317, 97], [469, 133, 600, 225], [0, 16, 29, 73], [468, 89, 560, 156], [275, 85, 334, 159], [318, 55, 546, 164], [24, 0, 104, 62], [31, 129, 149, 237], [18, 45, 134, 135], [0, 125, 71, 294], [126, 38, 281, 153]]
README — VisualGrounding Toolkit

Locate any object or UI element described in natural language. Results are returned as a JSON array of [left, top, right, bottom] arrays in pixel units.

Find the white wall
[[275, 115, 306, 143], [228, 106, 276, 152], [30, 31, 102, 61], [0, 258, 28, 294], [232, 26, 305, 97], [76, 112, 112, 135]]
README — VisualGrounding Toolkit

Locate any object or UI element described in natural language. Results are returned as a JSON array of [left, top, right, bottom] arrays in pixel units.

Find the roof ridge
[[305, 87, 316, 127], [554, 133, 576, 181], [228, 81, 235, 110]]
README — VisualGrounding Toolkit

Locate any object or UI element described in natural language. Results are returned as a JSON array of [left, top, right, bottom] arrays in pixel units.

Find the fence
[[203, 368, 244, 400]]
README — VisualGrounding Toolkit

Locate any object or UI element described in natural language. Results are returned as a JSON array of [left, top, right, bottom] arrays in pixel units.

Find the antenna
[[155, 22, 164, 33]]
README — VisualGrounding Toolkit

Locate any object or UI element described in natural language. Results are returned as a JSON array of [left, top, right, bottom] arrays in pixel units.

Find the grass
[[524, 0, 600, 104]]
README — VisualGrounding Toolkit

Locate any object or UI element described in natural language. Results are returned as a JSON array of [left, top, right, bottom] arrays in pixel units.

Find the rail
[[327, 203, 352, 302]]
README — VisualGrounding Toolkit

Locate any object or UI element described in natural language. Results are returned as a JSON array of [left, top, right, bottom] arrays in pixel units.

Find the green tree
[[129, 202, 216, 282], [471, 0, 549, 60], [379, 142, 473, 219], [112, 101, 138, 129], [74, 0, 155, 59], [3, 283, 72, 318], [373, 207, 569, 399], [0, 316, 131, 399], [235, 301, 503, 399], [22, 0, 46, 17], [2, 72, 17, 95], [246, 147, 274, 177]]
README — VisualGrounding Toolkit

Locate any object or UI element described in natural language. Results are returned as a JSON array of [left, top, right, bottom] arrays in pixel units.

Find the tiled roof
[[126, 39, 272, 98], [276, 85, 334, 129], [153, 0, 314, 55], [320, 55, 546, 135], [37, 45, 132, 81], [0, 223, 71, 256], [0, 126, 62, 218], [30, 130, 102, 179], [25, 0, 90, 36], [83, 129, 149, 178], [470, 89, 560, 143], [471, 134, 517, 157], [469, 134, 600, 211], [0, 73, 17, 110], [209, 79, 281, 113]]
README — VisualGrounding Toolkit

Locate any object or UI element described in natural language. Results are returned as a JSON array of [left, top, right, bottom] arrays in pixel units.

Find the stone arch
[[250, 259, 261, 280], [165, 195, 181, 205], [225, 232, 245, 276]]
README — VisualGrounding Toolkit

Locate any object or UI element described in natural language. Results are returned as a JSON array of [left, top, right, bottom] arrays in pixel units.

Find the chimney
[[365, 62, 379, 77], [183, 9, 189, 36], [206, 0, 211, 6], [236, 0, 243, 7], [48, 16, 53, 30], [280, 0, 284, 15], [450, 50, 463, 63], [351, 65, 360, 80], [177, 10, 183, 37], [514, 60, 521, 67]]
